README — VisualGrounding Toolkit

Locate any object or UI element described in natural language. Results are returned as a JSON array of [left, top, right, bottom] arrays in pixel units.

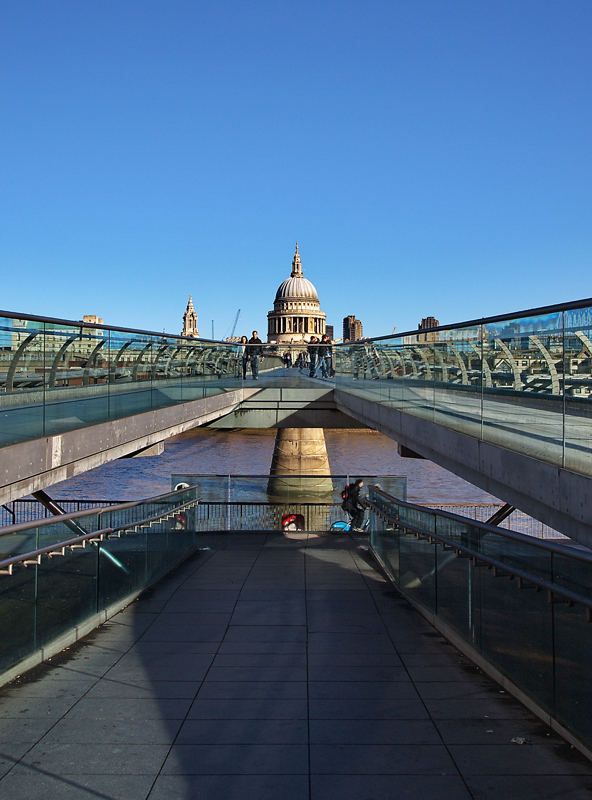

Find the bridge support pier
[[267, 428, 333, 507]]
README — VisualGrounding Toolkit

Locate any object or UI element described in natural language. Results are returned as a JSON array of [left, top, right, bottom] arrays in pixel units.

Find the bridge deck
[[0, 533, 591, 800]]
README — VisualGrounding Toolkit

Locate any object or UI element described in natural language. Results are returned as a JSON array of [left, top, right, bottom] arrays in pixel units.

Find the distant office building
[[417, 316, 439, 343], [182, 295, 200, 338], [82, 315, 104, 326], [326, 325, 334, 341], [419, 316, 439, 330], [343, 315, 363, 342]]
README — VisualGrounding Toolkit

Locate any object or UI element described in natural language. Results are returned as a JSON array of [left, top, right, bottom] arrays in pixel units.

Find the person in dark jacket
[[342, 478, 365, 531], [324, 333, 334, 377], [317, 334, 333, 378], [248, 331, 264, 379], [240, 336, 249, 380], [308, 336, 318, 377]]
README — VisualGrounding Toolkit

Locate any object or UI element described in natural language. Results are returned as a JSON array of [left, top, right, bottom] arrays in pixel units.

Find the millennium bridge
[[1, 299, 592, 799]]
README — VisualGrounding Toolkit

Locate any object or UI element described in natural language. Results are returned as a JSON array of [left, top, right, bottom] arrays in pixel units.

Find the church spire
[[182, 294, 199, 338], [291, 242, 303, 277]]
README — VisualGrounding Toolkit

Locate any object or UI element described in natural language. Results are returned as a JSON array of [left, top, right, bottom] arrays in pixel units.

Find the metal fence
[[422, 503, 567, 540]]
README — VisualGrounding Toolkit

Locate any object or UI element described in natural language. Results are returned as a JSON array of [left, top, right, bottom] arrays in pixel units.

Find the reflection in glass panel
[[563, 305, 592, 477], [481, 312, 564, 466]]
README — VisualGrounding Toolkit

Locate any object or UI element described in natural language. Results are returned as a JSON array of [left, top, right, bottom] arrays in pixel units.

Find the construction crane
[[230, 309, 241, 339], [392, 325, 397, 335]]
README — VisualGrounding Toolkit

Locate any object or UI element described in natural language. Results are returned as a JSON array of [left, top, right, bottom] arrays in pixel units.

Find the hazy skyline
[[1, 1, 591, 338]]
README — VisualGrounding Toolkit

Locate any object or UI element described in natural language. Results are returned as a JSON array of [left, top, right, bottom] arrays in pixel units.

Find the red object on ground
[[281, 513, 305, 532], [174, 512, 187, 530]]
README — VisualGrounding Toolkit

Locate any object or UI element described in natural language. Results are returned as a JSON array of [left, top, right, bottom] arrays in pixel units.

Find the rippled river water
[[51, 428, 500, 505]]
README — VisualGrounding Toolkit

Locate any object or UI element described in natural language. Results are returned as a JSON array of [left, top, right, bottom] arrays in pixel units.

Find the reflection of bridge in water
[[2, 299, 592, 794]]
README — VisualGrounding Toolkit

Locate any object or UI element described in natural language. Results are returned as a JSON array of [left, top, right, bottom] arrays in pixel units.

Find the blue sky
[[1, 0, 591, 339]]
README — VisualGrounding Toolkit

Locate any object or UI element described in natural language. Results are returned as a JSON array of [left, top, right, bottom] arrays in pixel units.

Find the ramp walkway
[[0, 533, 591, 800]]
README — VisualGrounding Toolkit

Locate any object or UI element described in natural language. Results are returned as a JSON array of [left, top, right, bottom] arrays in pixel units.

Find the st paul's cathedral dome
[[267, 244, 326, 344]]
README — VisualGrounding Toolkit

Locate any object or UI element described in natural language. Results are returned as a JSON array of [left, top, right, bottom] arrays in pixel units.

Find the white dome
[[275, 275, 318, 301]]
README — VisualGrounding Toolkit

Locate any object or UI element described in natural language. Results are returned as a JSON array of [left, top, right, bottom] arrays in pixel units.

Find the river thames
[[49, 427, 501, 505]]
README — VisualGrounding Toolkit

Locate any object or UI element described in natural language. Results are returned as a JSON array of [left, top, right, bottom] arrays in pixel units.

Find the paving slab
[[0, 532, 591, 800], [149, 774, 309, 800]]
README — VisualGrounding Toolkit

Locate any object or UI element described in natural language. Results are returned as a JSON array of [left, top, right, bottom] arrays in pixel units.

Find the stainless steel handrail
[[368, 486, 592, 563], [0, 309, 230, 345], [0, 497, 200, 576], [0, 486, 200, 538], [366, 497, 592, 619], [3, 295, 592, 347], [333, 296, 592, 345]]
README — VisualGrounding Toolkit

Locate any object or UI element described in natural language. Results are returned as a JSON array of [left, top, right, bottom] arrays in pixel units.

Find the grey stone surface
[[309, 719, 441, 745], [1, 532, 591, 800], [162, 743, 308, 774], [176, 719, 308, 744], [197, 680, 308, 699], [311, 774, 473, 800], [84, 679, 202, 699], [187, 697, 308, 720], [149, 774, 309, 800], [309, 743, 457, 774], [41, 717, 183, 744], [12, 742, 169, 775]]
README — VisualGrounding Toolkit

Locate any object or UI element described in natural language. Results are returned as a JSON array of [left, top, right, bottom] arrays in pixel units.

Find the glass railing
[[0, 311, 285, 448], [368, 485, 592, 752], [170, 473, 407, 504], [0, 484, 200, 676], [334, 298, 592, 478], [170, 473, 407, 531]]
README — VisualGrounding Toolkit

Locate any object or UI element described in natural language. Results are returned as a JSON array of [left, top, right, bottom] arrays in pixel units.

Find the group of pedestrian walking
[[307, 334, 333, 378], [238, 331, 334, 381], [240, 331, 264, 380]]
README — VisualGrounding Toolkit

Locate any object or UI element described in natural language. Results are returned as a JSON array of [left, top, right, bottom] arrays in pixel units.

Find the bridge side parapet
[[0, 388, 257, 505], [335, 387, 592, 547]]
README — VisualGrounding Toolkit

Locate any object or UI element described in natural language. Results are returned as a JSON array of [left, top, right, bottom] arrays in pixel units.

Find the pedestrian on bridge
[[240, 336, 249, 380], [318, 333, 333, 378], [341, 478, 365, 531], [308, 336, 318, 377], [248, 331, 264, 380]]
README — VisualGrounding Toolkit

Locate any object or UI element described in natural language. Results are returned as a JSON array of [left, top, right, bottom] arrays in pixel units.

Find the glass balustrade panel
[[0, 317, 46, 446], [553, 603, 592, 746], [481, 311, 564, 467], [563, 305, 592, 477]]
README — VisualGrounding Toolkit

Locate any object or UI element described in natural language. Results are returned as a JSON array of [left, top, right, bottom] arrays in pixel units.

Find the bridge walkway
[[0, 533, 590, 800]]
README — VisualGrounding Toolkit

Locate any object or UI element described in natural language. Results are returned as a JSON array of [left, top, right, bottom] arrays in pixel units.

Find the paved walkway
[[1, 533, 592, 799]]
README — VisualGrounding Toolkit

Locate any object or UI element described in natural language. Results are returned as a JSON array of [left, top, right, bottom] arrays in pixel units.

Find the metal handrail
[[368, 486, 592, 563], [366, 498, 592, 619], [196, 500, 343, 506], [0, 497, 200, 576], [0, 309, 230, 345], [3, 296, 592, 348], [333, 296, 592, 345], [0, 486, 200, 538]]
